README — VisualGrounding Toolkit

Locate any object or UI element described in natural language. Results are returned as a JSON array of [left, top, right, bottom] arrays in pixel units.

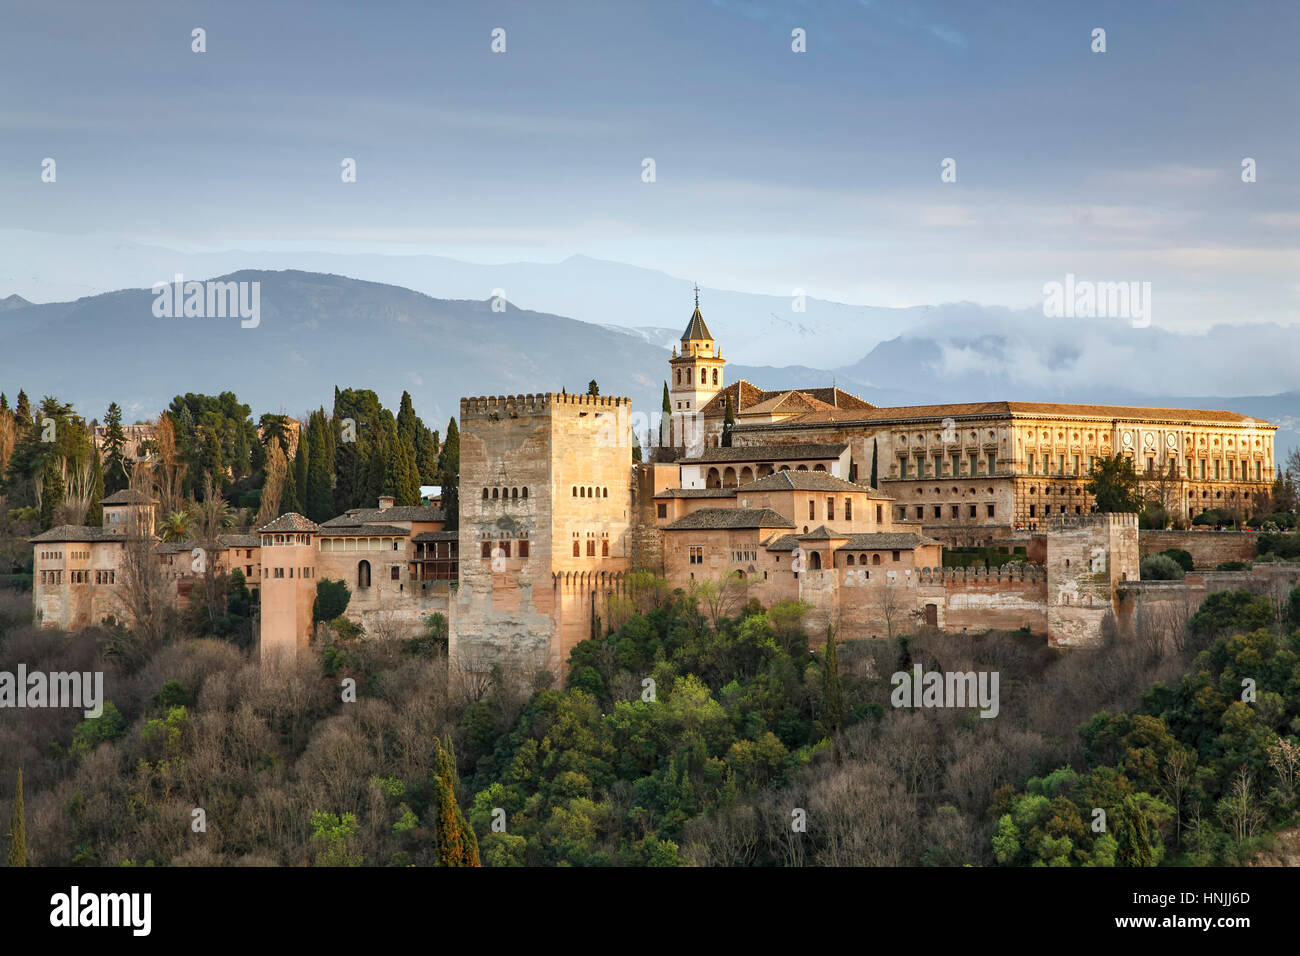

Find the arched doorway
[[706, 467, 721, 488], [723, 466, 737, 488], [809, 551, 822, 570], [357, 560, 371, 588]]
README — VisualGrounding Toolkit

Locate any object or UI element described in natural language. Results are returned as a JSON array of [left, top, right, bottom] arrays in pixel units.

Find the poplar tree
[[7, 768, 26, 867]]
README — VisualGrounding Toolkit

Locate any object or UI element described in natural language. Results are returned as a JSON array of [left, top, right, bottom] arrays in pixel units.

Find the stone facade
[[1137, 530, 1258, 569]]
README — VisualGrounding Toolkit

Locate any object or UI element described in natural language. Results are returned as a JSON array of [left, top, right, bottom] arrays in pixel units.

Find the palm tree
[[158, 511, 191, 542]]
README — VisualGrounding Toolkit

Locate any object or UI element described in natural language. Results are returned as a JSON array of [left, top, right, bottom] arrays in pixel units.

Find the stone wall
[[1138, 530, 1258, 569]]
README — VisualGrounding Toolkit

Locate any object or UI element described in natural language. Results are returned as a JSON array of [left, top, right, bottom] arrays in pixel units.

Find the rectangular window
[[950, 505, 958, 518], [1029, 504, 1036, 517], [602, 539, 609, 557], [969, 504, 977, 518], [1199, 459, 1206, 479], [390, 566, 400, 581], [1027, 453, 1035, 473], [892, 550, 900, 561], [876, 505, 882, 523], [587, 539, 596, 557], [899, 458, 907, 478], [519, 540, 529, 558], [970, 453, 979, 475], [1227, 460, 1234, 480], [1256, 461, 1262, 481], [1214, 460, 1221, 480], [573, 541, 580, 557], [1185, 457, 1192, 477], [809, 500, 815, 520], [826, 497, 834, 520], [986, 504, 995, 517], [1058, 454, 1065, 474], [689, 546, 703, 565], [656, 503, 667, 518], [481, 541, 492, 558], [915, 506, 923, 519], [844, 499, 852, 520], [1072, 455, 1080, 474]]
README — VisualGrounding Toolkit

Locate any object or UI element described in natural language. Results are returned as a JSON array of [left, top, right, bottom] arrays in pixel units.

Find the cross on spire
[[694, 282, 700, 308]]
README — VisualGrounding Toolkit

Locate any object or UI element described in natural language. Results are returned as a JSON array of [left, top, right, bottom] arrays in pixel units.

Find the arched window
[[706, 467, 721, 488], [712, 369, 718, 385], [603, 487, 608, 498], [700, 368, 707, 384], [872, 553, 882, 565], [511, 487, 518, 499], [572, 486, 577, 496], [580, 487, 586, 498], [357, 560, 371, 589], [492, 488, 499, 499], [847, 554, 855, 566], [522, 487, 528, 498], [482, 488, 488, 499], [809, 551, 822, 570], [676, 370, 681, 385]]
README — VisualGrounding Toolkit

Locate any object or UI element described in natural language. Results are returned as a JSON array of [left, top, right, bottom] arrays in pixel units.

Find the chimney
[[378, 495, 395, 511]]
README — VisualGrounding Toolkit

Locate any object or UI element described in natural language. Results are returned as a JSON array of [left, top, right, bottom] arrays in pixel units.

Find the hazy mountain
[[2, 267, 1296, 458]]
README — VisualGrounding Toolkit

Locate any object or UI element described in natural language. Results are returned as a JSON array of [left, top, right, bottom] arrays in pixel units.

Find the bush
[[1139, 554, 1184, 580], [1158, 548, 1194, 573], [1257, 532, 1300, 561], [1214, 560, 1249, 571], [1139, 506, 1168, 530], [1187, 589, 1274, 639]]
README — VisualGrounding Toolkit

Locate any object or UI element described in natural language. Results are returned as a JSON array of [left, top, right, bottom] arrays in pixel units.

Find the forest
[[3, 568, 1298, 867]]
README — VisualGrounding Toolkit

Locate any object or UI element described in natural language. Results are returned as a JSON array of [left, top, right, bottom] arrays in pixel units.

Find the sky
[[0, 0, 1297, 329]]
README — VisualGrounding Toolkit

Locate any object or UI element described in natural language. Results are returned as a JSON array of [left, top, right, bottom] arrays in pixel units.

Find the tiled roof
[[653, 488, 738, 498], [836, 532, 943, 550], [316, 524, 410, 537], [683, 443, 847, 464], [798, 525, 848, 541], [413, 530, 460, 542], [320, 505, 445, 526], [101, 489, 155, 505], [257, 513, 320, 533], [663, 508, 796, 531], [764, 534, 801, 552], [220, 534, 262, 548], [699, 382, 872, 418], [29, 525, 125, 543], [736, 400, 1273, 429], [681, 306, 712, 341], [736, 471, 893, 497], [738, 391, 837, 417]]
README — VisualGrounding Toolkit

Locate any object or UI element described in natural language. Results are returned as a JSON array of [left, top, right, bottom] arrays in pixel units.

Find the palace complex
[[30, 296, 1289, 676]]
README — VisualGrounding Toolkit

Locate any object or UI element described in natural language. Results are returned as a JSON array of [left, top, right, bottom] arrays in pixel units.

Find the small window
[[573, 541, 580, 557], [500, 541, 511, 558], [522, 487, 528, 498], [481, 541, 492, 558], [602, 539, 609, 557], [492, 487, 499, 499], [482, 488, 489, 499], [390, 566, 400, 581], [657, 503, 668, 519], [587, 539, 596, 557], [519, 540, 529, 558]]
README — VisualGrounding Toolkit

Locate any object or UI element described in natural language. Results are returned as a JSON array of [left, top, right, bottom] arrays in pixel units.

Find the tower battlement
[[1045, 512, 1138, 530], [460, 393, 632, 417]]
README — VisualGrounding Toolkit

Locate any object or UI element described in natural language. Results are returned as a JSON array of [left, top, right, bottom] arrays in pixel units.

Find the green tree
[[870, 438, 879, 489], [587, 380, 600, 396], [305, 411, 334, 522], [1085, 454, 1141, 513], [101, 402, 129, 494], [7, 768, 25, 867], [660, 381, 671, 448], [431, 737, 480, 867], [313, 579, 351, 624], [437, 418, 460, 529], [721, 396, 734, 447], [39, 455, 63, 530], [282, 447, 302, 514], [822, 627, 844, 736]]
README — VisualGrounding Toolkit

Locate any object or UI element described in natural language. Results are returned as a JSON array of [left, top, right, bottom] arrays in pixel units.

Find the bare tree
[[57, 456, 96, 526], [1141, 459, 1182, 527], [257, 441, 287, 526], [1215, 765, 1266, 843], [691, 571, 750, 629], [115, 465, 169, 662]]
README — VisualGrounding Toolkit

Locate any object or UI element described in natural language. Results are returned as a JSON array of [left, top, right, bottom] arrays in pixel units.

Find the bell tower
[[668, 285, 724, 450]]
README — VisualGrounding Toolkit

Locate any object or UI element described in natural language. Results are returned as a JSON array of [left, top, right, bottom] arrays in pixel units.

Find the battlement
[[460, 393, 632, 417], [1045, 512, 1138, 530], [918, 565, 1046, 585]]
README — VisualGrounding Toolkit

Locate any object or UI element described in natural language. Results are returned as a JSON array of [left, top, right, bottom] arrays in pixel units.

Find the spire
[[681, 284, 712, 342]]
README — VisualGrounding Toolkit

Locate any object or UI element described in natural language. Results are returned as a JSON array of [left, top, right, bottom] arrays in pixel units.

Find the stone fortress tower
[[1045, 512, 1140, 647], [257, 513, 320, 663], [453, 392, 633, 675], [668, 285, 725, 452]]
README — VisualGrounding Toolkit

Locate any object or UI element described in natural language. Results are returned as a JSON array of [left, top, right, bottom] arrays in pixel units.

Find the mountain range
[[1, 260, 1296, 459]]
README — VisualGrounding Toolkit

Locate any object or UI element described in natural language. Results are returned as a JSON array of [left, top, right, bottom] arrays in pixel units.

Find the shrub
[[1158, 548, 1194, 572], [1139, 554, 1184, 580], [313, 579, 351, 624], [1214, 560, 1249, 571]]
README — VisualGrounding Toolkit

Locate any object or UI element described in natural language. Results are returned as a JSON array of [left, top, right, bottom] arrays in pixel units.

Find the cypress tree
[[399, 438, 420, 506], [437, 418, 460, 529], [293, 432, 309, 509], [39, 455, 63, 530], [722, 396, 734, 447], [415, 426, 439, 485], [15, 390, 31, 434], [431, 738, 480, 867], [870, 438, 879, 489], [587, 380, 599, 396], [7, 768, 26, 867], [305, 413, 333, 522], [281, 450, 302, 515], [660, 381, 671, 448], [822, 627, 845, 739]]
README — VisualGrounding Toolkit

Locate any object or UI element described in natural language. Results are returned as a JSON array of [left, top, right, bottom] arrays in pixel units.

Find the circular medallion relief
[[1165, 433, 1177, 449], [1122, 431, 1133, 447]]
